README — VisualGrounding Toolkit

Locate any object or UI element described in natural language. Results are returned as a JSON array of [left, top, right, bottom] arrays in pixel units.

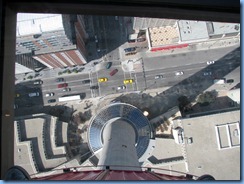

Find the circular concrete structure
[[88, 103, 152, 159]]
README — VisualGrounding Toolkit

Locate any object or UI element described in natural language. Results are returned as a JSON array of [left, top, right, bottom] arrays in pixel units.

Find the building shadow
[[114, 47, 240, 120]]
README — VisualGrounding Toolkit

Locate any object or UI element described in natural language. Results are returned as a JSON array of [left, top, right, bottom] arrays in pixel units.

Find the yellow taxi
[[123, 79, 134, 84], [98, 77, 108, 83]]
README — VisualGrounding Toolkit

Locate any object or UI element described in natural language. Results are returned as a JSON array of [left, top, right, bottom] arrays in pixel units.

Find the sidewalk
[[15, 59, 102, 84]]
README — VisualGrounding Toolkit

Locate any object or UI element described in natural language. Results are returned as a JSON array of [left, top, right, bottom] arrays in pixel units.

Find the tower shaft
[[98, 120, 141, 171]]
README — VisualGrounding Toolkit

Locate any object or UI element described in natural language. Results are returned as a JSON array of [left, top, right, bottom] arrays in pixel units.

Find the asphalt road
[[14, 45, 240, 109]]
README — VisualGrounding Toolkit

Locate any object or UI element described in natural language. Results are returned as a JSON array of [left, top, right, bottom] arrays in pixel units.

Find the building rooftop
[[209, 22, 240, 35], [17, 13, 64, 37], [148, 26, 179, 47], [179, 110, 240, 180], [178, 20, 209, 42], [14, 114, 69, 175]]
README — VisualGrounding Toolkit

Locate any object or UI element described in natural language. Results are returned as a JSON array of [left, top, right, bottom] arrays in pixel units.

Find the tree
[[197, 91, 217, 105], [178, 96, 192, 112]]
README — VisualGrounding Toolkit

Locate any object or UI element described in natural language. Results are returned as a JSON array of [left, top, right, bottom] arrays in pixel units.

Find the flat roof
[[148, 26, 179, 47], [17, 13, 64, 37], [178, 20, 209, 42], [180, 110, 240, 180], [211, 22, 240, 35]]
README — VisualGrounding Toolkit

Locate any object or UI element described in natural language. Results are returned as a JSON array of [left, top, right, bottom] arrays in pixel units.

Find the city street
[[14, 44, 240, 111]]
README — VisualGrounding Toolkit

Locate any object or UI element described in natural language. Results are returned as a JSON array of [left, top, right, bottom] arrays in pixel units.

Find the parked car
[[106, 62, 112, 69], [226, 79, 234, 83], [137, 37, 146, 42], [48, 99, 56, 103], [57, 83, 68, 88], [124, 47, 136, 52], [155, 75, 163, 79], [203, 71, 212, 76], [78, 68, 84, 72], [207, 60, 215, 65], [90, 85, 99, 89], [110, 69, 118, 76], [33, 80, 43, 85], [125, 52, 137, 56], [82, 79, 91, 84], [175, 71, 184, 76], [124, 79, 133, 84], [214, 79, 225, 84], [56, 78, 64, 82], [28, 92, 40, 97], [98, 78, 108, 83], [117, 85, 126, 90], [62, 88, 71, 92], [45, 92, 55, 97]]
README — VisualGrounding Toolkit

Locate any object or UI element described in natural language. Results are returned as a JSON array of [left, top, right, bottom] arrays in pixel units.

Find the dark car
[[124, 47, 136, 52], [106, 62, 112, 69], [48, 99, 56, 103], [56, 78, 64, 82], [90, 85, 99, 89], [82, 79, 91, 84], [110, 69, 118, 76], [226, 79, 234, 83], [58, 83, 68, 88]]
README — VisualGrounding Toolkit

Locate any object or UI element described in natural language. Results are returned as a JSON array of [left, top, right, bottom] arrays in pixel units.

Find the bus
[[58, 93, 85, 102]]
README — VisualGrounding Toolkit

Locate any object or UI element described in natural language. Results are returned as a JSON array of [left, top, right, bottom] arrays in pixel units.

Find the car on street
[[58, 83, 68, 88], [124, 79, 134, 84], [62, 88, 71, 92], [45, 92, 55, 97], [203, 71, 212, 76], [28, 92, 40, 97], [90, 85, 99, 89], [110, 69, 118, 76], [33, 80, 43, 85], [16, 93, 20, 98], [175, 71, 184, 76], [56, 78, 64, 82], [124, 47, 136, 52], [48, 99, 56, 103], [155, 75, 163, 79], [106, 62, 112, 69], [117, 85, 126, 90], [98, 78, 108, 83], [207, 60, 215, 65], [82, 79, 91, 84]]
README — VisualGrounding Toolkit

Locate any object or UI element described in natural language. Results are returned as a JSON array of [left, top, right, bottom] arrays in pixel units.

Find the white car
[[203, 71, 212, 76], [117, 85, 126, 90], [45, 92, 55, 97], [207, 60, 215, 65], [28, 92, 39, 97], [155, 75, 163, 79], [175, 71, 184, 76]]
